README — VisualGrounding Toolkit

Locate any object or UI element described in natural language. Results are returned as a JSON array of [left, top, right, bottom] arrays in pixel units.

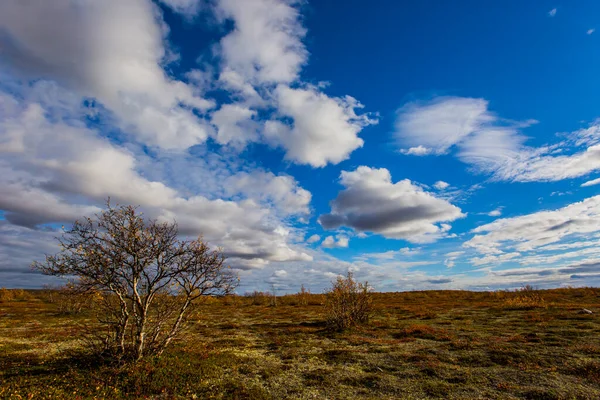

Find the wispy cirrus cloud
[[464, 195, 600, 256], [395, 96, 600, 183]]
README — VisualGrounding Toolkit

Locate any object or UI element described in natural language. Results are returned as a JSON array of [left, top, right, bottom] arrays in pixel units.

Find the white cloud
[[212, 0, 375, 166], [355, 247, 421, 261], [0, 0, 381, 287], [568, 121, 600, 147], [464, 195, 600, 255], [321, 235, 349, 248], [433, 181, 450, 190], [582, 177, 600, 187], [218, 68, 265, 105], [318, 166, 465, 243], [273, 269, 288, 278], [0, 0, 214, 150], [400, 146, 433, 156], [396, 96, 600, 182], [470, 252, 521, 267], [306, 234, 321, 244], [444, 250, 465, 268], [476, 143, 600, 182], [158, 0, 202, 15], [518, 246, 600, 267], [487, 207, 503, 217], [548, 8, 557, 17], [1, 0, 374, 167], [588, 29, 596, 35], [265, 85, 376, 167], [395, 97, 492, 155], [211, 104, 258, 148], [223, 171, 311, 218], [215, 0, 308, 85], [0, 86, 312, 271]]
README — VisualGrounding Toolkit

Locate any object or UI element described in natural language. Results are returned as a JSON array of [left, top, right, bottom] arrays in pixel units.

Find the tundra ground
[[1, 288, 599, 399]]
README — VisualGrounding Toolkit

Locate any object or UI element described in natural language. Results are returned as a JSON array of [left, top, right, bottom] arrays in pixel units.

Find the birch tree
[[34, 201, 238, 361]]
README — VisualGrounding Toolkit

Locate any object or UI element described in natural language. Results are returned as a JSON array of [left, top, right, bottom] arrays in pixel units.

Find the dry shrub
[[0, 288, 14, 302], [0, 288, 32, 302], [296, 284, 310, 306], [324, 272, 372, 330], [220, 294, 241, 307], [503, 285, 546, 309], [246, 291, 269, 306]]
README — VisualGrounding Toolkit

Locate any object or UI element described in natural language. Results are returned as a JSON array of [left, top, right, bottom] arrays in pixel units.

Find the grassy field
[[1, 288, 599, 399]]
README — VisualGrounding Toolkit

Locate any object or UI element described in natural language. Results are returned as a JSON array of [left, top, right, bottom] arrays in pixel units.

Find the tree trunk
[[156, 299, 190, 357]]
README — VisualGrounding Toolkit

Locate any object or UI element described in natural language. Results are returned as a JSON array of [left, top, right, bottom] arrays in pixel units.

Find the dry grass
[[1, 288, 599, 399]]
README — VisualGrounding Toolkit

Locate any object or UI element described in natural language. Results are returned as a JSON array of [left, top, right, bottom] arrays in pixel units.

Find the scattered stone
[[578, 308, 593, 314]]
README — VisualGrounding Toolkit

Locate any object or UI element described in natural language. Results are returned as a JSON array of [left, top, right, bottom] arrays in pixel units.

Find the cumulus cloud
[[0, 0, 373, 167], [306, 234, 321, 244], [318, 166, 464, 243], [214, 0, 308, 85], [265, 85, 376, 167], [395, 96, 600, 182], [0, 0, 214, 149], [211, 104, 258, 148], [433, 181, 450, 190], [223, 171, 311, 218], [487, 207, 503, 217], [212, 0, 375, 166], [321, 235, 349, 248], [0, 85, 312, 274]]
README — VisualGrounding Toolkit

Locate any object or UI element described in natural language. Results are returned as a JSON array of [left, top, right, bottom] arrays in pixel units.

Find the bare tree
[[34, 201, 238, 361]]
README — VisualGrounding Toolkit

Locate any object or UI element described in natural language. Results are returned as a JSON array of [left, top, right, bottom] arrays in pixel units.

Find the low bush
[[0, 288, 32, 302], [296, 284, 310, 306], [245, 291, 269, 306], [503, 285, 547, 309], [324, 272, 372, 330]]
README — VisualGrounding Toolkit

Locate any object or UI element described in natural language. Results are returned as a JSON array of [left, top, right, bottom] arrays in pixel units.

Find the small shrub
[[324, 272, 372, 330], [0, 287, 15, 302], [246, 291, 268, 305], [220, 294, 241, 307], [503, 285, 547, 309], [0, 288, 32, 302], [296, 284, 310, 306]]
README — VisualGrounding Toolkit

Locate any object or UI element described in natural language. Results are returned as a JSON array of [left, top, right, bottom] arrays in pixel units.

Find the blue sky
[[1, 0, 600, 292]]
